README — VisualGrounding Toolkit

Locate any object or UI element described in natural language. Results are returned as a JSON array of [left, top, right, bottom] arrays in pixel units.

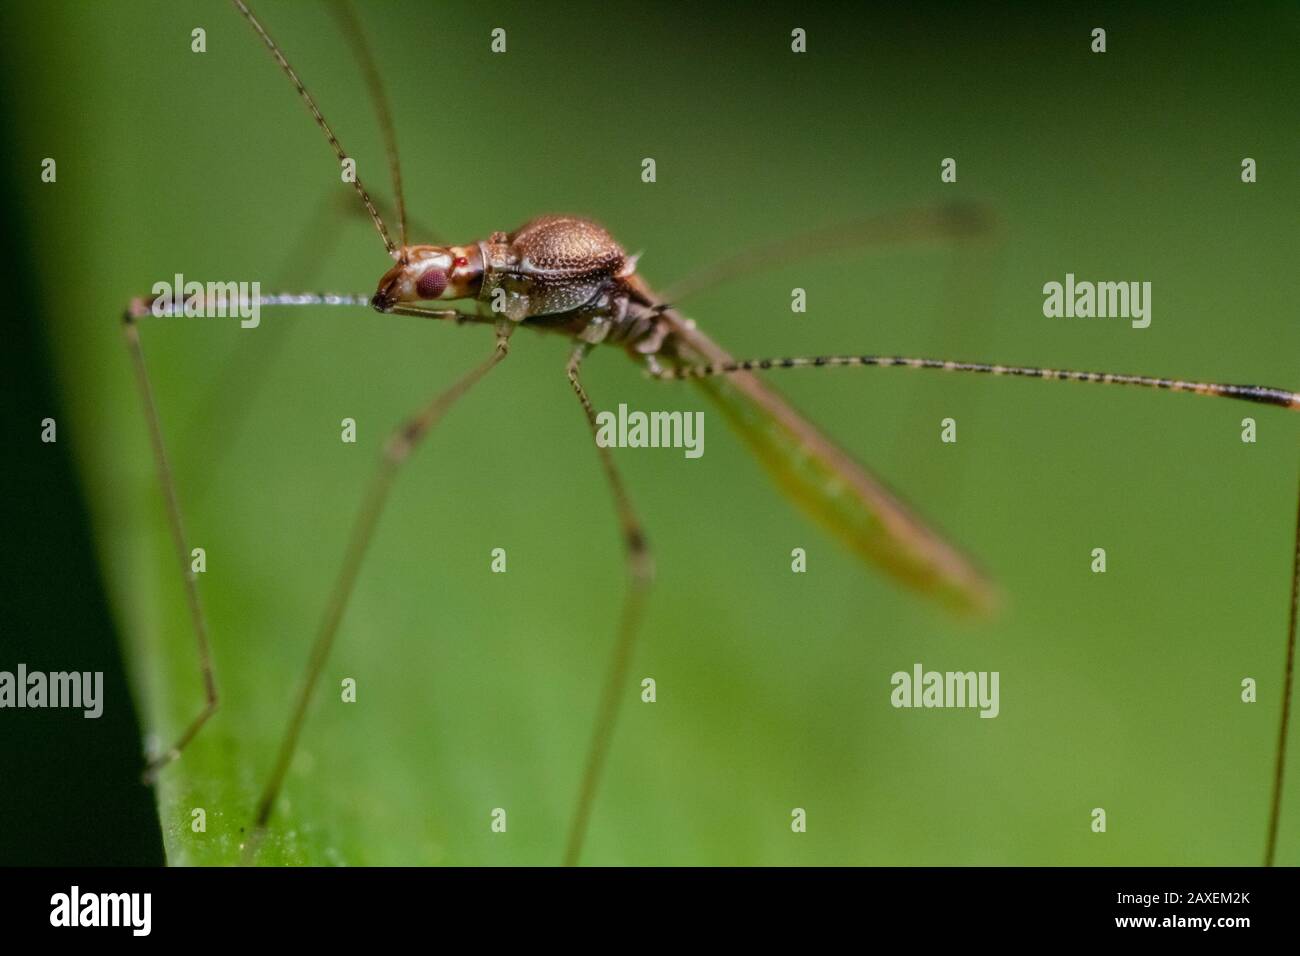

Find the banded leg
[[232, 0, 396, 255], [246, 320, 513, 854], [1265, 471, 1300, 866], [121, 307, 219, 780], [654, 353, 1300, 410], [562, 343, 655, 866], [655, 347, 1300, 863]]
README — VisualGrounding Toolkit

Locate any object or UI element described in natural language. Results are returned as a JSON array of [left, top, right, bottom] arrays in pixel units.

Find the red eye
[[416, 268, 448, 299]]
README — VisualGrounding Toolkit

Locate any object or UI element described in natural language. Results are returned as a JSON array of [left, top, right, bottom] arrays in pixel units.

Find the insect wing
[[670, 318, 998, 615]]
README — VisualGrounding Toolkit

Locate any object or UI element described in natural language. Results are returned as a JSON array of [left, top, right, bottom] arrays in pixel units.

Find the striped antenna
[[231, 0, 397, 257], [328, 0, 410, 253]]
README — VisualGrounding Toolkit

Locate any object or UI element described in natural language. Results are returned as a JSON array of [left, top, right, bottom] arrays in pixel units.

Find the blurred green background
[[3, 1, 1298, 865]]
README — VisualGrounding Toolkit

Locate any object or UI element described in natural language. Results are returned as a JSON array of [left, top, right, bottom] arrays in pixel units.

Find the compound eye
[[416, 268, 448, 300]]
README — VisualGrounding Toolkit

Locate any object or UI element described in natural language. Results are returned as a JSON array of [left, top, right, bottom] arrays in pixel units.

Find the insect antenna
[[230, 0, 397, 257], [327, 0, 410, 254]]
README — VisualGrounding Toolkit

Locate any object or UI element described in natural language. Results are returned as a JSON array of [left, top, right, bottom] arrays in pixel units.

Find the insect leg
[[658, 347, 1299, 861], [656, 201, 1000, 305], [246, 320, 513, 854], [186, 192, 445, 509], [231, 0, 395, 256], [1265, 470, 1300, 866], [655, 353, 1300, 410], [327, 0, 408, 249], [562, 343, 655, 866], [185, 191, 351, 506], [121, 307, 219, 781]]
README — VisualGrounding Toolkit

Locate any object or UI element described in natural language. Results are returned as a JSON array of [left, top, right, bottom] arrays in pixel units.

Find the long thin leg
[[328, 0, 408, 250], [121, 309, 219, 780], [186, 192, 349, 506], [655, 352, 1300, 410], [247, 320, 513, 854], [231, 0, 396, 256], [187, 193, 444, 507], [562, 343, 655, 866], [657, 346, 1300, 862], [658, 201, 998, 305], [1265, 471, 1300, 866], [124, 290, 481, 785]]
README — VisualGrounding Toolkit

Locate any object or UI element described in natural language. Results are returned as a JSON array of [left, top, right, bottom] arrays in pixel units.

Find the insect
[[118, 1, 1299, 865]]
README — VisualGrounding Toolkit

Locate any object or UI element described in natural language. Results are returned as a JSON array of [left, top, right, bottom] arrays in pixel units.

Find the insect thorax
[[481, 216, 631, 320], [473, 214, 671, 357]]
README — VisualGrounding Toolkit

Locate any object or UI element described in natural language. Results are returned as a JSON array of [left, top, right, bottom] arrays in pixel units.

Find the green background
[[4, 1, 1298, 865]]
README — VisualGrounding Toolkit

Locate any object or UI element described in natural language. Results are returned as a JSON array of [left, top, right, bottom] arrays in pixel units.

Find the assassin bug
[[119, 0, 1299, 865]]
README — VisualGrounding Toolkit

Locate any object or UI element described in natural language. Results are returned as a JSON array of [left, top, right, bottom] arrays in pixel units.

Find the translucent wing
[[662, 312, 997, 615]]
